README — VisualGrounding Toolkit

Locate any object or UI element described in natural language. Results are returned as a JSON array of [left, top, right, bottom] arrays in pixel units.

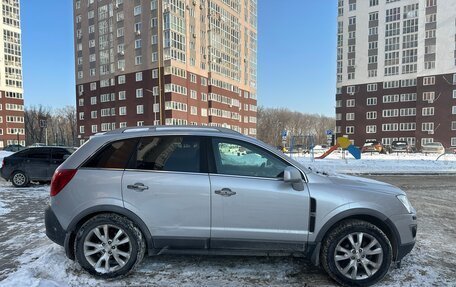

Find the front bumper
[[45, 206, 66, 246], [389, 212, 417, 262]]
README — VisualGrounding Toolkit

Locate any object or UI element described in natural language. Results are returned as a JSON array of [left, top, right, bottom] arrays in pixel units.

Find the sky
[[21, 0, 337, 117]]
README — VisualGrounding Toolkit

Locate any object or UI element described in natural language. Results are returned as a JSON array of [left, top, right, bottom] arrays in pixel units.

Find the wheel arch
[[64, 205, 154, 260], [310, 208, 400, 266]]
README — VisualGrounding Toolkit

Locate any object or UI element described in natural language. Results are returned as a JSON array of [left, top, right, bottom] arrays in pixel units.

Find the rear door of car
[[208, 137, 310, 251], [121, 135, 211, 249], [49, 148, 73, 178]]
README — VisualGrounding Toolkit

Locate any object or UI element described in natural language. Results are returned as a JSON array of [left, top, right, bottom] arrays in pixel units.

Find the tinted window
[[28, 148, 51, 159], [212, 138, 288, 178], [51, 148, 71, 160], [84, 139, 138, 169], [131, 136, 201, 173]]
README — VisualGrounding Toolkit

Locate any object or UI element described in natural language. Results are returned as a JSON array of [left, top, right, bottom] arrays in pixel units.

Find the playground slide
[[316, 144, 340, 159]]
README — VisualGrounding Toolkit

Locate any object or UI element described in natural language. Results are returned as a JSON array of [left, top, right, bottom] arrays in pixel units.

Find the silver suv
[[45, 126, 417, 286]]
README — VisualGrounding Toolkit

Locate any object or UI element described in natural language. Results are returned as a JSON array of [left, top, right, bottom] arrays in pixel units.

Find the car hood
[[305, 170, 405, 197]]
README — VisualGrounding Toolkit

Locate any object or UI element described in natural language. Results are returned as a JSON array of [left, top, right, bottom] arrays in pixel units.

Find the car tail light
[[50, 169, 77, 197]]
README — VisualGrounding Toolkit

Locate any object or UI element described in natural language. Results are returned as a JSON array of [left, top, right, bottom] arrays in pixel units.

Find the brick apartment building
[[74, 0, 258, 145], [335, 0, 456, 149], [0, 0, 25, 147]]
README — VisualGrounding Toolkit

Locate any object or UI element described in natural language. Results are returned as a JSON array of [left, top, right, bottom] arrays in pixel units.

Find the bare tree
[[257, 106, 335, 147], [24, 106, 77, 146]]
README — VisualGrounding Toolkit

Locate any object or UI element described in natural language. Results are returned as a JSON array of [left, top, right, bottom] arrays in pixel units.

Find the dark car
[[361, 140, 388, 154], [3, 144, 25, 152], [390, 140, 413, 153], [0, 146, 76, 187]]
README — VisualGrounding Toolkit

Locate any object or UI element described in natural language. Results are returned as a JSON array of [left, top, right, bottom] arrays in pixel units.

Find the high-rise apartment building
[[74, 0, 257, 144], [0, 0, 25, 147], [335, 0, 456, 149]]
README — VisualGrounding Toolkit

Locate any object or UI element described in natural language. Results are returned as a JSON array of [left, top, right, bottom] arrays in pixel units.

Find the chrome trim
[[209, 173, 284, 182]]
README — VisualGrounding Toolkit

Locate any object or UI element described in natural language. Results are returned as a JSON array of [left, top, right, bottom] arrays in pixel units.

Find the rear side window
[[84, 138, 138, 169], [28, 148, 51, 159], [130, 136, 201, 173], [51, 148, 70, 160]]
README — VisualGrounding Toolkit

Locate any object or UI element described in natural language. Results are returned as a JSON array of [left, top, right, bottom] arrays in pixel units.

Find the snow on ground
[[291, 151, 456, 175]]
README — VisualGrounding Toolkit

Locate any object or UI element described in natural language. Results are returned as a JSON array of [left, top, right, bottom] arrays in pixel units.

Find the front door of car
[[209, 138, 310, 251], [122, 136, 211, 249]]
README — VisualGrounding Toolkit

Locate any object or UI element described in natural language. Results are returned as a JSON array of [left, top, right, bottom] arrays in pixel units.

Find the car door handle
[[215, 188, 236, 197], [127, 183, 149, 192]]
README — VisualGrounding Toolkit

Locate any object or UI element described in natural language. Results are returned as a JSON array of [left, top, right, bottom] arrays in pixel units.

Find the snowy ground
[[292, 151, 456, 175], [0, 174, 455, 287]]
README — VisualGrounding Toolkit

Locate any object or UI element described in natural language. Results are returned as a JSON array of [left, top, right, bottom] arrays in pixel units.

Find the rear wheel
[[11, 171, 29, 187], [321, 220, 392, 287], [75, 214, 146, 278]]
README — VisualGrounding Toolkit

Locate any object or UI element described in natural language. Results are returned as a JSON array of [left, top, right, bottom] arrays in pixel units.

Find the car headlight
[[397, 195, 413, 213]]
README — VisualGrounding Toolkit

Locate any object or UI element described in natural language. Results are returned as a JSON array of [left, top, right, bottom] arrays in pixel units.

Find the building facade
[[0, 0, 25, 147], [336, 0, 456, 149], [74, 0, 257, 144]]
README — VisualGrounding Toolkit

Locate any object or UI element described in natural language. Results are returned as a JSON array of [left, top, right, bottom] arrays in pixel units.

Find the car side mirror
[[284, 166, 304, 191]]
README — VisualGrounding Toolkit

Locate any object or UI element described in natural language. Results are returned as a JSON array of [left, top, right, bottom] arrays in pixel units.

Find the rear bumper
[[0, 167, 10, 181], [45, 206, 66, 246]]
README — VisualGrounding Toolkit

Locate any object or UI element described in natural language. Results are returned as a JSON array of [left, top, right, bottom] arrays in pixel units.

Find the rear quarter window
[[83, 138, 138, 169]]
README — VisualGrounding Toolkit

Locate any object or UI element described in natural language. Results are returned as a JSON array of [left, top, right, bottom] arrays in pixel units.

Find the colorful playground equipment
[[316, 137, 361, 159]]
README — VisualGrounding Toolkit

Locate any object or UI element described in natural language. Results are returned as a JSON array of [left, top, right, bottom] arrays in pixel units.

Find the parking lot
[[0, 175, 455, 286]]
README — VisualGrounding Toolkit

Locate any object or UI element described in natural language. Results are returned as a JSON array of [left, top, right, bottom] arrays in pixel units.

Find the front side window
[[130, 136, 201, 173], [212, 138, 288, 178]]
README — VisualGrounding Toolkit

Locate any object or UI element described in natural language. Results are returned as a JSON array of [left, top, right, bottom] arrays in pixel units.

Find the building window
[[366, 111, 377, 119], [382, 109, 399, 118], [79, 126, 85, 134], [367, 83, 377, 92], [346, 126, 354, 134], [118, 75, 126, 84], [422, 107, 435, 116], [422, 122, 434, 132], [400, 108, 416, 117], [136, 72, 143, 81], [346, 99, 355, 107], [137, 105, 144, 114], [346, 113, 355, 121], [136, 88, 143, 98], [366, 125, 377, 134], [91, 125, 98, 133], [453, 106, 456, 114], [451, 138, 456, 147], [135, 39, 141, 49], [152, 69, 158, 78], [423, 76, 435, 85], [134, 5, 142, 15], [119, 91, 126, 100], [383, 94, 399, 103], [135, 56, 142, 65], [119, 107, 127, 115], [370, 0, 379, 6], [367, 97, 377, 106]]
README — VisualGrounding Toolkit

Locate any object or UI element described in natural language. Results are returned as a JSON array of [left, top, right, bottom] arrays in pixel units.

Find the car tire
[[11, 171, 29, 187], [321, 219, 392, 287], [75, 213, 146, 279]]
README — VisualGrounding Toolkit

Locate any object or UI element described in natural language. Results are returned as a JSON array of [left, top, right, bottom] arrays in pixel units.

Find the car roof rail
[[103, 125, 242, 135]]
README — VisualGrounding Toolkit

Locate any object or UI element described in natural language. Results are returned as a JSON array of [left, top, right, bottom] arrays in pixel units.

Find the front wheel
[[75, 214, 146, 278], [321, 220, 392, 287]]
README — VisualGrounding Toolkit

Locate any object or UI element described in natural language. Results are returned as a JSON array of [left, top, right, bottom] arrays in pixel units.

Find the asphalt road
[[0, 175, 455, 286]]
